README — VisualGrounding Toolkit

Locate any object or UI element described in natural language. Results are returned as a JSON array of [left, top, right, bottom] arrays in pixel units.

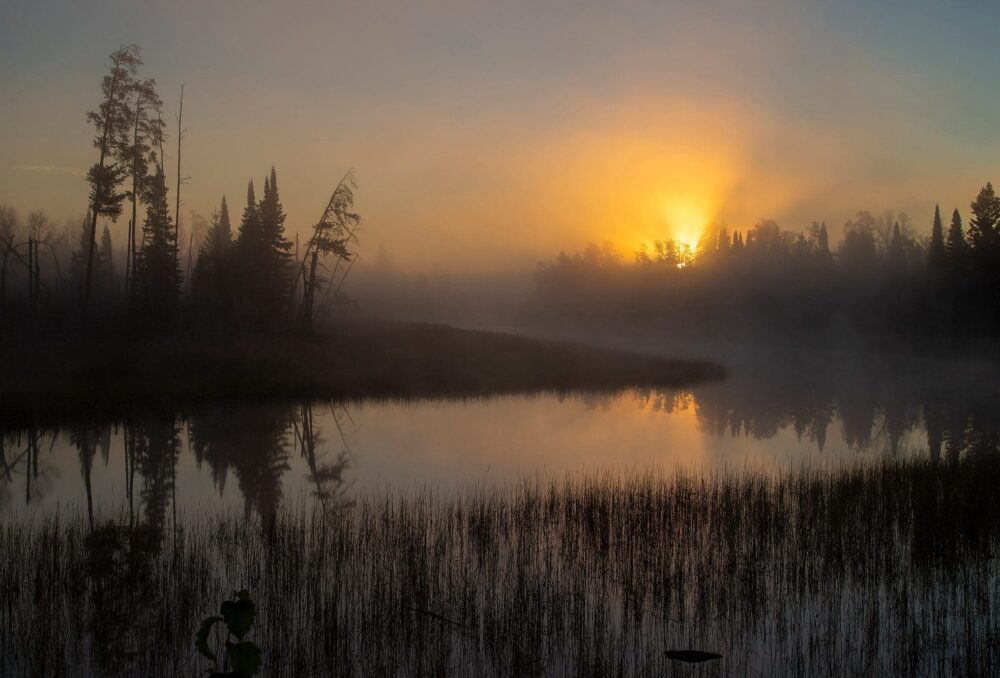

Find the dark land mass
[[0, 320, 723, 427]]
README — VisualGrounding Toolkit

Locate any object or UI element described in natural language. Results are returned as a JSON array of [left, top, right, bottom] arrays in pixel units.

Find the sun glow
[[661, 198, 709, 252]]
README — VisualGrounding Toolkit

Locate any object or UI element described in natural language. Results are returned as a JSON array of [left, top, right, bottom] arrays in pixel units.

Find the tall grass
[[2, 454, 998, 676]]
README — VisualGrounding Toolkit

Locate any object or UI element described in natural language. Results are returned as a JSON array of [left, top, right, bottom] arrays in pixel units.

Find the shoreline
[[0, 320, 724, 426]]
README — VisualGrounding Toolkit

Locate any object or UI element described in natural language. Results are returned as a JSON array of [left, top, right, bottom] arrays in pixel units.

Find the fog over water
[[5, 332, 991, 520]]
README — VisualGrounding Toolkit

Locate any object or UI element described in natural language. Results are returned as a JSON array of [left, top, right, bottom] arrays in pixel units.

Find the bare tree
[[174, 84, 190, 264], [294, 170, 360, 331]]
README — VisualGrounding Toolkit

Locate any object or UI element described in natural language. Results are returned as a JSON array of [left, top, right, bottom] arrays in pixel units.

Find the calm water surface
[[0, 376, 965, 519]]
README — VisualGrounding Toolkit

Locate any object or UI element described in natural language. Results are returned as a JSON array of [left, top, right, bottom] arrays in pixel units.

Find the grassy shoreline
[[0, 320, 723, 426], [2, 455, 997, 677]]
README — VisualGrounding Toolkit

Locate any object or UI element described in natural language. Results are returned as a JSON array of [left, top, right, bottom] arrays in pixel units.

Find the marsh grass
[[2, 455, 998, 676]]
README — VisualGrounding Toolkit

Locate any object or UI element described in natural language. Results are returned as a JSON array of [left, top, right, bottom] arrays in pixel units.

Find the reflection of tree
[[0, 428, 60, 508], [189, 405, 293, 519], [69, 424, 113, 529], [641, 356, 1000, 461], [131, 418, 181, 545], [66, 418, 176, 676], [293, 403, 353, 518]]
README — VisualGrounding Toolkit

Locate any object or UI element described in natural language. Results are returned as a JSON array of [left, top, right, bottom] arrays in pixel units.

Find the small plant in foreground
[[195, 590, 262, 677]]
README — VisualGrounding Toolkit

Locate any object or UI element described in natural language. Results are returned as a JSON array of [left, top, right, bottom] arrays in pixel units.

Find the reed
[[1, 454, 997, 676]]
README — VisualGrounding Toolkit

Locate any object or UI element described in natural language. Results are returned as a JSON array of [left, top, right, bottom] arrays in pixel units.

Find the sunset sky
[[2, 0, 999, 270]]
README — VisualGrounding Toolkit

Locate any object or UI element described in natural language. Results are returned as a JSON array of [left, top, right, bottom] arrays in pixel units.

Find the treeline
[[0, 45, 359, 336], [535, 183, 1000, 336]]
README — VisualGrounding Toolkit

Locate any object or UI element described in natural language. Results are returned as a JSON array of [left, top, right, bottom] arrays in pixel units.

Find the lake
[[4, 346, 992, 521], [2, 343, 999, 676]]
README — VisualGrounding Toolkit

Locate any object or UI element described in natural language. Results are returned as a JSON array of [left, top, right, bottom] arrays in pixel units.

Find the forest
[[0, 45, 358, 338], [534, 191, 1000, 336], [5, 45, 1000, 346]]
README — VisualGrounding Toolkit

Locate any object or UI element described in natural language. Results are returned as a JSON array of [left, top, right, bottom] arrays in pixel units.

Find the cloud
[[13, 164, 84, 177]]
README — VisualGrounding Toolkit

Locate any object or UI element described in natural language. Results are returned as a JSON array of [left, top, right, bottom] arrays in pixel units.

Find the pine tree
[[887, 221, 906, 270], [84, 45, 143, 305], [132, 164, 180, 323], [99, 225, 115, 292], [945, 208, 967, 277], [928, 204, 946, 272], [192, 195, 234, 317], [968, 182, 1000, 258], [234, 169, 292, 326], [717, 225, 730, 253], [818, 222, 830, 257], [238, 180, 261, 246], [259, 167, 291, 265], [217, 194, 232, 246]]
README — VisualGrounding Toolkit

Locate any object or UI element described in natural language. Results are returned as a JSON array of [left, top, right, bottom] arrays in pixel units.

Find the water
[[3, 360, 990, 521], [3, 349, 999, 676]]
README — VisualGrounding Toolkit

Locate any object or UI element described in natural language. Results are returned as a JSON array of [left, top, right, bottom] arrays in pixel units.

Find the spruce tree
[[968, 182, 1000, 258], [192, 195, 234, 318], [945, 208, 967, 277], [99, 225, 115, 293], [259, 167, 291, 265], [818, 222, 830, 256], [132, 164, 180, 323], [887, 222, 906, 270], [234, 169, 292, 326], [968, 182, 1000, 327], [238, 179, 262, 246], [217, 194, 232, 246], [928, 204, 946, 272]]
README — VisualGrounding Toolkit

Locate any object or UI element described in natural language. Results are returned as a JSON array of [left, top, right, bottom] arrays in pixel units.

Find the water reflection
[[3, 365, 999, 520]]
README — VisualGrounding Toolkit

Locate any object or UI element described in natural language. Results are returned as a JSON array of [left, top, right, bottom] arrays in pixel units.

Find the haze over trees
[[3, 42, 1000, 342], [534, 188, 1000, 336]]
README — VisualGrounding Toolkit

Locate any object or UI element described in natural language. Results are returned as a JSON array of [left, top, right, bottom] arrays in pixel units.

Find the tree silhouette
[[296, 170, 360, 331], [84, 45, 143, 306], [124, 78, 165, 295], [191, 195, 234, 322], [967, 182, 1000, 259], [131, 164, 180, 324], [234, 171, 292, 327], [945, 208, 967, 273], [928, 205, 946, 273]]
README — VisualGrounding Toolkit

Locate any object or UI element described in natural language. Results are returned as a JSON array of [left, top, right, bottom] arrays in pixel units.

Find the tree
[[0, 205, 18, 309], [99, 225, 115, 293], [84, 45, 143, 306], [887, 222, 906, 271], [967, 182, 1000, 259], [234, 168, 292, 326], [808, 221, 831, 259], [73, 216, 112, 297], [124, 78, 165, 294], [238, 180, 262, 245], [132, 164, 180, 323], [928, 205, 946, 272], [839, 212, 878, 273], [818, 222, 830, 256], [716, 225, 730, 254], [192, 196, 234, 318], [945, 208, 967, 278], [258, 166, 292, 271], [296, 170, 360, 331]]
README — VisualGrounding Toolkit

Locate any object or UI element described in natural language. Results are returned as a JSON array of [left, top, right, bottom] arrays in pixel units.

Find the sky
[[2, 0, 999, 270]]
